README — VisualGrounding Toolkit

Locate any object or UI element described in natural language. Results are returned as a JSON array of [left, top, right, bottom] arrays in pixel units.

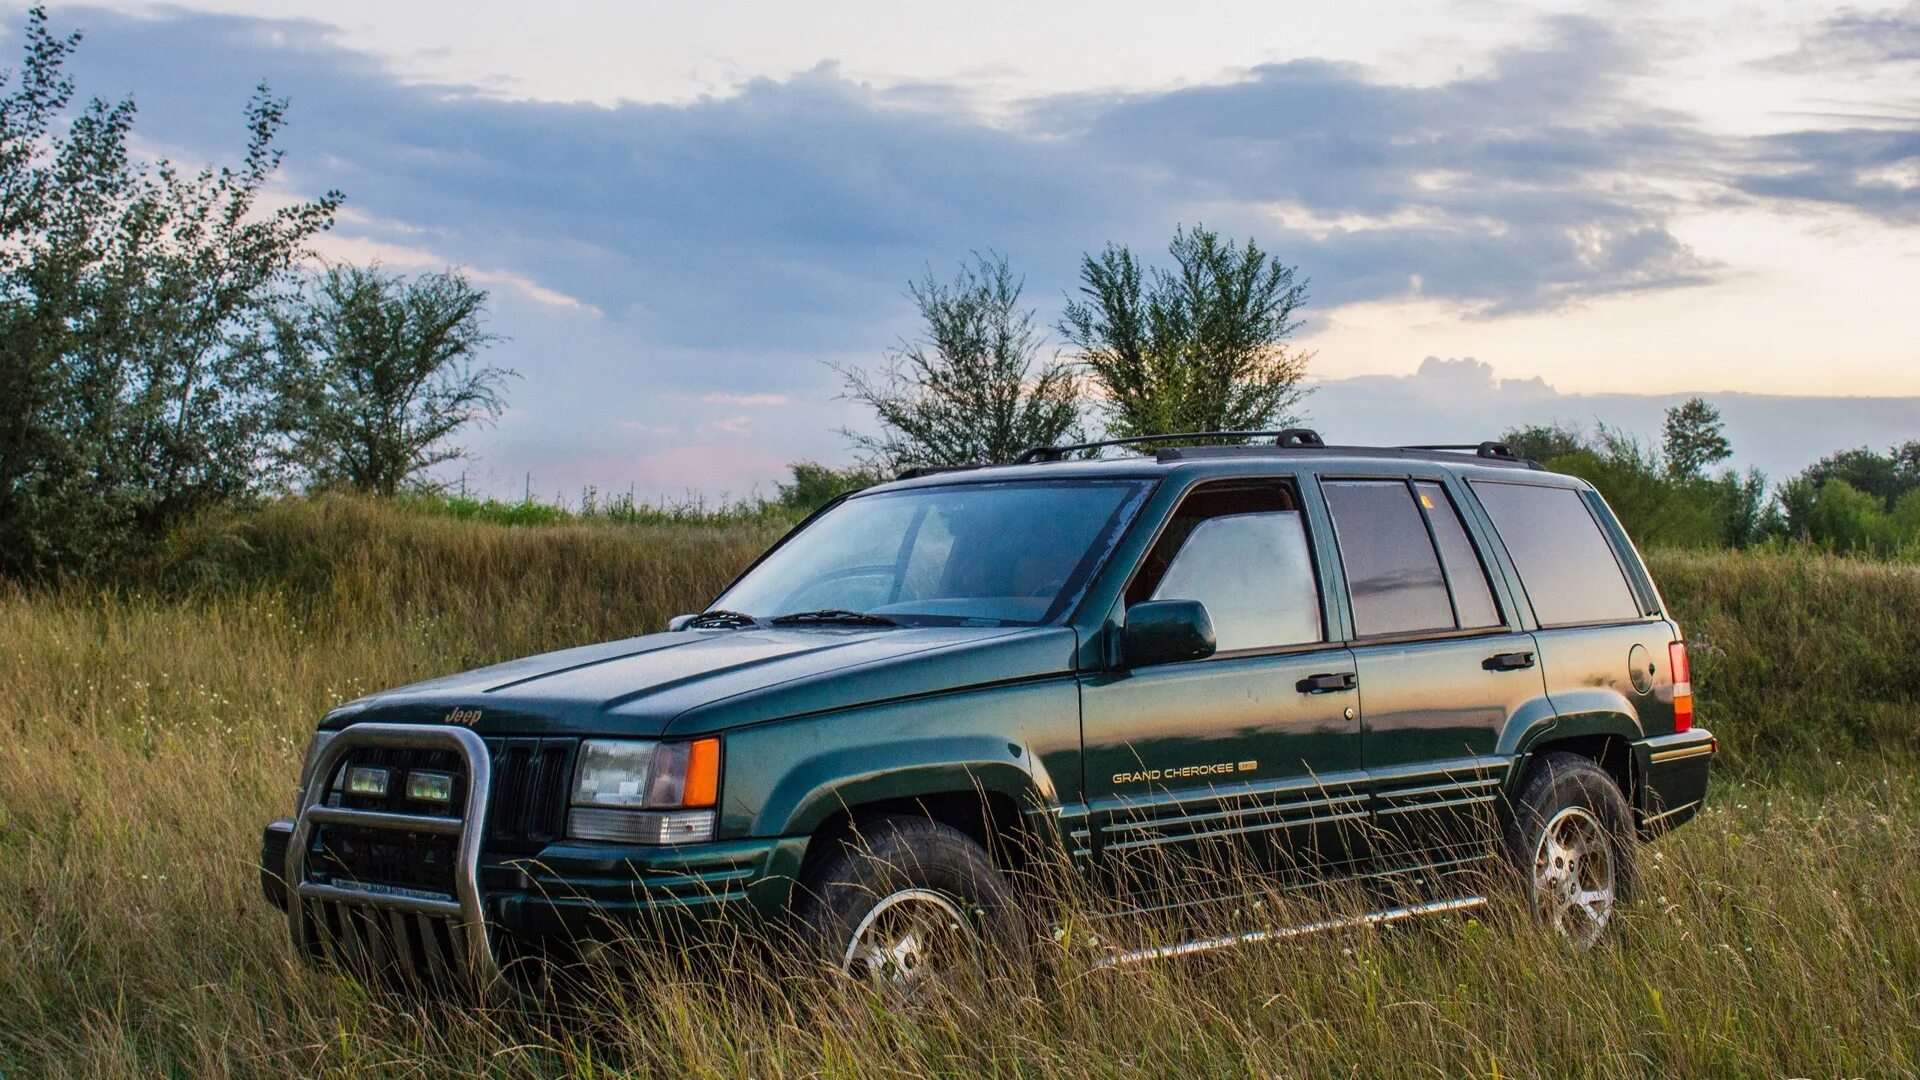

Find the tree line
[[0, 10, 511, 579], [809, 241, 1917, 556], [1501, 405, 1920, 555]]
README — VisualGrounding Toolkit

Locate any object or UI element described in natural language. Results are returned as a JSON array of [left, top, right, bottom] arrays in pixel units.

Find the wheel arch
[[797, 786, 1043, 881], [1515, 727, 1637, 803]]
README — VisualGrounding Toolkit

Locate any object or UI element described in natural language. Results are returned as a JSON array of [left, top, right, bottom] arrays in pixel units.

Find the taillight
[[1669, 641, 1693, 733]]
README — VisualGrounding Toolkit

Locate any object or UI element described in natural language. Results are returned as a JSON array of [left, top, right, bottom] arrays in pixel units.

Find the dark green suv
[[261, 430, 1714, 989]]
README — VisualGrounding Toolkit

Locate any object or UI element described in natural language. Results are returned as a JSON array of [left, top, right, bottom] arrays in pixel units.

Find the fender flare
[[756, 733, 1046, 839]]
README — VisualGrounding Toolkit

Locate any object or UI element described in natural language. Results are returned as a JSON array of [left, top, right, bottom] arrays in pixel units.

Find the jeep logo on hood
[[442, 707, 483, 726]]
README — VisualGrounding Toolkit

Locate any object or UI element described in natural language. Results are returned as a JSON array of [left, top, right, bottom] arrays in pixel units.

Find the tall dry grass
[[0, 498, 1915, 1077]]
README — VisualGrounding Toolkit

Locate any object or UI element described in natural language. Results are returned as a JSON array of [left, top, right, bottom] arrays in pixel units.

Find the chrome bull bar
[[286, 723, 499, 988]]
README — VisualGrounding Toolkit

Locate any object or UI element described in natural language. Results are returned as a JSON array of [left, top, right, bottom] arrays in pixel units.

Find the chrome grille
[[483, 737, 574, 851]]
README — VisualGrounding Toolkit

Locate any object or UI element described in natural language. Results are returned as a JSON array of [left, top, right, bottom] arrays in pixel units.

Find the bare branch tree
[[837, 251, 1080, 469]]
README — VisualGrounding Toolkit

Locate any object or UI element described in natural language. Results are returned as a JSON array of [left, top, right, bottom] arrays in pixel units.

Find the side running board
[[1095, 894, 1487, 967]]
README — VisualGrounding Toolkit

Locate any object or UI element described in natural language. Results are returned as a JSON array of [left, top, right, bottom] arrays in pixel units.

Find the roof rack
[[1015, 428, 1325, 465]]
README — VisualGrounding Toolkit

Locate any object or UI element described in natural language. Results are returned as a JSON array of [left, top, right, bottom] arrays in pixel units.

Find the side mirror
[[666, 614, 697, 632], [1122, 599, 1217, 668]]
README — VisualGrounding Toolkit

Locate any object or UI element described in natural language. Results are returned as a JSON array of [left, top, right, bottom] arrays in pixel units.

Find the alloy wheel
[[840, 887, 979, 992], [1532, 805, 1617, 948]]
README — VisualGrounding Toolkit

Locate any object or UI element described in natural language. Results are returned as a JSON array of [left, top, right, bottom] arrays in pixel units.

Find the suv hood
[[322, 624, 1079, 738]]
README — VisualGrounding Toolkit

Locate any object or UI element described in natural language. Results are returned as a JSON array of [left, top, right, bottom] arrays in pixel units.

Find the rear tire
[[793, 815, 1030, 995], [1505, 751, 1636, 948]]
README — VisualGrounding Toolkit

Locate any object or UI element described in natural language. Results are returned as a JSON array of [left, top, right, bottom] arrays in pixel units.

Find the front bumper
[[1632, 728, 1716, 835], [265, 721, 805, 990]]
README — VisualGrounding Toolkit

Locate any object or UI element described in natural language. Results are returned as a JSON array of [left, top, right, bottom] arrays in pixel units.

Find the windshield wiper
[[768, 608, 900, 627], [686, 609, 761, 629]]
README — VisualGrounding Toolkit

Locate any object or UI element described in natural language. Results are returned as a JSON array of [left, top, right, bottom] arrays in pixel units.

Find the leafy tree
[[270, 264, 510, 496], [1797, 442, 1920, 511], [1661, 397, 1732, 479], [0, 7, 339, 578], [775, 461, 886, 513], [1499, 422, 1588, 464], [1779, 441, 1920, 551], [838, 252, 1080, 469], [1800, 479, 1901, 552], [1528, 423, 1769, 550], [1060, 224, 1310, 441]]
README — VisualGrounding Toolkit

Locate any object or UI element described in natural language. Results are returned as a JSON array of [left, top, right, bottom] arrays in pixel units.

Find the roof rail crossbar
[[1402, 441, 1523, 462], [895, 463, 987, 481], [1015, 428, 1325, 464]]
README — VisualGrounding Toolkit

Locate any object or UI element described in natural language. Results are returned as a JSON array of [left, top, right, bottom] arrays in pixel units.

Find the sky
[[7, 0, 1917, 497]]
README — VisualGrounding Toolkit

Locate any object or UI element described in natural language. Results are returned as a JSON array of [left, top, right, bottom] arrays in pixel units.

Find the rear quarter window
[[1471, 481, 1641, 627]]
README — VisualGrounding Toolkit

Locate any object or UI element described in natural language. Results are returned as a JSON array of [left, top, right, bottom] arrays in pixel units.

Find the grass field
[[1, 497, 1917, 1078]]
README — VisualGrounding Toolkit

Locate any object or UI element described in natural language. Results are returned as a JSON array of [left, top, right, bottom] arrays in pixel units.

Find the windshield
[[713, 480, 1150, 626]]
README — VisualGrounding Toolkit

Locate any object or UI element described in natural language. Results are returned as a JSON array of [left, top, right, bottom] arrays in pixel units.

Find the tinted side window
[[1323, 480, 1454, 637], [1471, 482, 1640, 626], [1414, 481, 1501, 629]]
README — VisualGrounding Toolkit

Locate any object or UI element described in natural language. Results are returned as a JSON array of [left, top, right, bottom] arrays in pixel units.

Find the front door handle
[[1483, 651, 1536, 672], [1297, 671, 1357, 694]]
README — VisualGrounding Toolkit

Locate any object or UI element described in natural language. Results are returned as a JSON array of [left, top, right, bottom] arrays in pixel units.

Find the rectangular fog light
[[344, 765, 390, 798], [407, 770, 455, 804]]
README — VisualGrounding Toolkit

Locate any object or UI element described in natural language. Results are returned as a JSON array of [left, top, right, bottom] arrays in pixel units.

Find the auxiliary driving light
[[407, 770, 455, 804], [344, 765, 391, 798]]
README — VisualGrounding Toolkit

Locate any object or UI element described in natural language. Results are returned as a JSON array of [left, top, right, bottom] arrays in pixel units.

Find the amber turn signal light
[[681, 737, 720, 809]]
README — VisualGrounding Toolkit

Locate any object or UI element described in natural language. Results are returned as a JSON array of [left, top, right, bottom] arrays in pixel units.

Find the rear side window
[[1471, 482, 1641, 627], [1322, 480, 1454, 637]]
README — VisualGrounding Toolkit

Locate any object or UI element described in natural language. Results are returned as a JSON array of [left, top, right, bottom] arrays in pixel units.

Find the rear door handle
[[1297, 672, 1357, 694], [1483, 651, 1536, 672]]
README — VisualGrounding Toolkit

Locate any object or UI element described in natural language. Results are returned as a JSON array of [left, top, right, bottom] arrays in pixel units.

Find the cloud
[[1735, 128, 1920, 221], [1764, 2, 1920, 70], [19, 5, 1917, 496], [1034, 18, 1729, 313], [618, 420, 680, 437], [699, 392, 793, 406], [53, 6, 1915, 324], [52, 6, 1740, 330], [309, 231, 601, 312], [699, 415, 755, 438]]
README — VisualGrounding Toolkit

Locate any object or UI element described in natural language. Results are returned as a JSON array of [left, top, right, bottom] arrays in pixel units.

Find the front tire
[[1505, 751, 1636, 948], [793, 815, 1029, 995]]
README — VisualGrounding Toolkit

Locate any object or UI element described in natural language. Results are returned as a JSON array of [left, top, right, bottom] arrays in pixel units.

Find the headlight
[[568, 737, 720, 845], [294, 730, 339, 809]]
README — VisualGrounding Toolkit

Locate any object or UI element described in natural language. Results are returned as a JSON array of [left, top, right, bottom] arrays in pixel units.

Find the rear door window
[[1471, 481, 1641, 627], [1322, 480, 1455, 637]]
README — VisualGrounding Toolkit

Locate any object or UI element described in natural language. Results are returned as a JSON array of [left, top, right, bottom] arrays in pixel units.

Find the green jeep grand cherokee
[[261, 430, 1715, 990]]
